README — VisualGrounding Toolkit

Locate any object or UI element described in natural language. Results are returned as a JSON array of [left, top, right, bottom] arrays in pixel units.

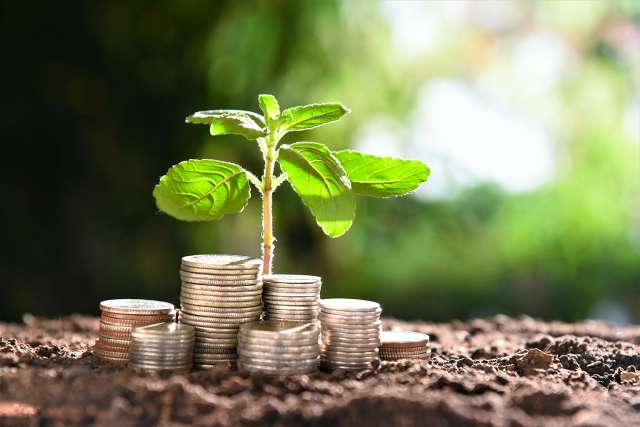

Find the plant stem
[[261, 139, 276, 274]]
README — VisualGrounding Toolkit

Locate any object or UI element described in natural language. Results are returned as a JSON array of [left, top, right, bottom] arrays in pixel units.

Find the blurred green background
[[1, 0, 639, 323]]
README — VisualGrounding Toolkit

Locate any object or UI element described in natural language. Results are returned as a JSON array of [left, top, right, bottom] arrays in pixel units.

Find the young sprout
[[153, 94, 430, 274]]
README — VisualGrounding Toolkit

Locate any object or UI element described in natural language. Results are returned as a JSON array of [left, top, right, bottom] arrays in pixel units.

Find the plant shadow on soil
[[1, 315, 640, 426]]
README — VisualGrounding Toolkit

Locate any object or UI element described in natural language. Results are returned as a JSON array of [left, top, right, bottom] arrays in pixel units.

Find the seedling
[[153, 94, 430, 274]]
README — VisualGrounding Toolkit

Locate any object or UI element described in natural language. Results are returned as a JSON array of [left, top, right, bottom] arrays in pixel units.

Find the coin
[[238, 343, 320, 354], [180, 275, 260, 286], [262, 274, 320, 284], [380, 331, 429, 346], [320, 320, 382, 330], [238, 362, 317, 375], [181, 265, 259, 275], [180, 297, 264, 308], [181, 254, 261, 269], [263, 283, 321, 291], [180, 293, 262, 303], [180, 303, 263, 314], [94, 347, 129, 359], [320, 298, 380, 312], [322, 348, 378, 357], [263, 305, 319, 313], [319, 312, 380, 322], [100, 299, 175, 315], [263, 293, 319, 300], [240, 321, 318, 337], [180, 311, 261, 321], [181, 283, 263, 293], [321, 338, 380, 347], [180, 287, 262, 296]]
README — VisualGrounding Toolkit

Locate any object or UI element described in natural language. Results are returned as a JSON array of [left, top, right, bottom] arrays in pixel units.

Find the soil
[[1, 315, 639, 426]]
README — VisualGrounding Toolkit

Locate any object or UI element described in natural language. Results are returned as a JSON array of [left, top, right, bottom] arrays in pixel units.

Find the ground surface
[[1, 315, 639, 426]]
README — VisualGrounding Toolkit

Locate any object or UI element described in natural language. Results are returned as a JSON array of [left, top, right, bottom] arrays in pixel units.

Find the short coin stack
[[379, 331, 430, 361], [262, 274, 321, 322], [319, 298, 382, 370], [178, 254, 262, 368], [237, 321, 320, 374], [129, 323, 195, 373], [95, 299, 175, 365]]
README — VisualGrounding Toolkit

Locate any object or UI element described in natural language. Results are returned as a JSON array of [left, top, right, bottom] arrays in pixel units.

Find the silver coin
[[181, 282, 263, 292], [321, 341, 379, 350], [183, 321, 247, 330], [238, 354, 319, 368], [319, 317, 380, 327], [239, 321, 319, 338], [380, 331, 429, 346], [263, 283, 321, 292], [131, 322, 194, 336], [100, 299, 175, 315], [179, 312, 261, 322], [263, 299, 319, 306], [319, 311, 380, 321], [192, 355, 237, 362], [180, 287, 262, 297], [320, 320, 382, 330], [192, 346, 237, 354], [322, 352, 377, 362], [322, 361, 372, 370], [262, 292, 319, 299], [321, 332, 380, 340], [239, 348, 318, 359], [238, 362, 316, 374], [237, 339, 319, 350], [262, 274, 321, 284], [322, 348, 378, 357], [264, 315, 318, 323], [322, 338, 380, 348], [180, 297, 263, 308], [129, 356, 193, 365], [180, 293, 262, 303], [180, 274, 260, 286], [190, 325, 240, 333], [130, 362, 191, 370], [237, 334, 319, 345], [263, 307, 318, 315], [319, 299, 380, 313], [181, 315, 258, 325], [180, 304, 263, 314], [180, 268, 258, 278], [129, 351, 193, 361], [182, 254, 261, 268], [192, 336, 237, 345]]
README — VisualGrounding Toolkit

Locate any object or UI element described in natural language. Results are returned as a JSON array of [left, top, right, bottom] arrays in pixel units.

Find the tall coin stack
[[237, 321, 320, 374], [178, 255, 262, 368], [319, 298, 382, 370], [262, 275, 321, 322], [129, 323, 195, 373], [95, 299, 175, 365], [379, 331, 430, 361]]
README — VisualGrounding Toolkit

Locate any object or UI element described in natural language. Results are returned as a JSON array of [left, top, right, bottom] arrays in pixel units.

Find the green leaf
[[279, 102, 350, 133], [278, 142, 355, 237], [334, 150, 430, 198], [185, 109, 265, 127], [258, 94, 280, 124], [208, 113, 267, 140], [153, 159, 251, 222]]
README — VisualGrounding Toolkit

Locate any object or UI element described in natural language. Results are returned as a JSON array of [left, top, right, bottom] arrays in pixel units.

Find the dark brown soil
[[1, 315, 639, 426]]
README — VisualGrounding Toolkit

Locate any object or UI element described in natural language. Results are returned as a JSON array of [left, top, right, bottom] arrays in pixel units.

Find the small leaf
[[208, 114, 267, 140], [279, 102, 350, 133], [278, 142, 355, 237], [186, 110, 265, 127], [258, 94, 280, 124], [153, 159, 251, 222], [334, 150, 430, 198]]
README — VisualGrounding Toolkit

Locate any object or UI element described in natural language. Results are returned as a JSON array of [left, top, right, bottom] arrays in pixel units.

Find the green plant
[[153, 94, 430, 274]]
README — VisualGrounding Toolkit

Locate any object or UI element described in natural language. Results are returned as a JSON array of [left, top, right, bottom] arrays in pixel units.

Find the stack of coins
[[262, 275, 321, 322], [319, 298, 382, 370], [178, 255, 262, 368], [95, 299, 175, 364], [379, 331, 430, 361], [129, 323, 195, 373], [237, 321, 320, 374]]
